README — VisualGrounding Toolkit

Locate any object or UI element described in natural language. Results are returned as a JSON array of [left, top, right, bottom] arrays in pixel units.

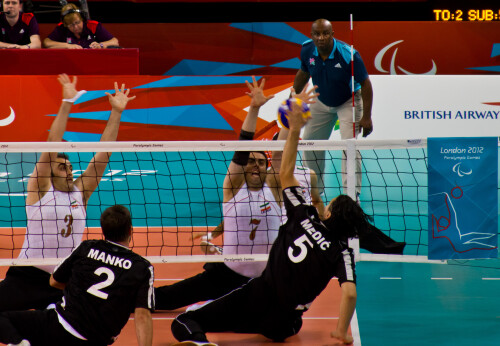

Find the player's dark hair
[[322, 194, 372, 239], [57, 152, 69, 160], [100, 205, 132, 242]]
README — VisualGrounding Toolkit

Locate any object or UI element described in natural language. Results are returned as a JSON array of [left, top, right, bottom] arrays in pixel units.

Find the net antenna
[[347, 14, 361, 258], [350, 13, 355, 138]]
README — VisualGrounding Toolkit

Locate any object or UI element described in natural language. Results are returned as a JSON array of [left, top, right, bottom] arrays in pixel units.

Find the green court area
[[357, 260, 500, 346]]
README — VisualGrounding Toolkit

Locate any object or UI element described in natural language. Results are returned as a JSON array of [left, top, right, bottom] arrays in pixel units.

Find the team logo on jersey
[[67, 38, 72, 44], [19, 29, 24, 34], [1, 28, 4, 35], [260, 202, 271, 214], [87, 35, 91, 40], [309, 58, 315, 66], [70, 200, 79, 209]]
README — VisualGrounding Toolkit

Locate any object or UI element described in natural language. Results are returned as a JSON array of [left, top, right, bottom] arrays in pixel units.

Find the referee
[[0, 205, 154, 346], [171, 99, 372, 345]]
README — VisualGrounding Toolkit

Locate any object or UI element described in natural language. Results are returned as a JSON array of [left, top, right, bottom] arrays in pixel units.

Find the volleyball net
[[0, 139, 498, 266]]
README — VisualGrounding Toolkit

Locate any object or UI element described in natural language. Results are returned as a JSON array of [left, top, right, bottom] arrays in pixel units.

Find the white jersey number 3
[[288, 234, 314, 263], [87, 267, 115, 299]]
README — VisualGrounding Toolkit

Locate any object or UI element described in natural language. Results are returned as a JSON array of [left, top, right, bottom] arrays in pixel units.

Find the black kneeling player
[[0, 205, 154, 346], [170, 100, 371, 346]]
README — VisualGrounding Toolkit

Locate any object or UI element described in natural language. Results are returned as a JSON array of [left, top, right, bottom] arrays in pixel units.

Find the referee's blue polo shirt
[[299, 38, 369, 107]]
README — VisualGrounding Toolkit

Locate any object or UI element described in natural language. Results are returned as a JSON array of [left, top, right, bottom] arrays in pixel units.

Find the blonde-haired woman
[[44, 3, 119, 49]]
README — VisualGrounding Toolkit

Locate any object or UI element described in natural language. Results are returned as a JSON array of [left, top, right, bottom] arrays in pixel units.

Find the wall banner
[[428, 137, 498, 260]]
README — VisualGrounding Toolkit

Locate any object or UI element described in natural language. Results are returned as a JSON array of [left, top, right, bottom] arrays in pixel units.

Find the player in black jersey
[[170, 98, 372, 346], [0, 205, 155, 346]]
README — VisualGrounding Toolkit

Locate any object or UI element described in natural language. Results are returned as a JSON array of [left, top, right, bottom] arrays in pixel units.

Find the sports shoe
[[8, 340, 31, 346], [171, 341, 218, 346]]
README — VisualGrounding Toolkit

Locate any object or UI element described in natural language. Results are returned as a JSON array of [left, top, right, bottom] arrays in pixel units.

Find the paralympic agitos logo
[[375, 40, 437, 75], [0, 107, 15, 127]]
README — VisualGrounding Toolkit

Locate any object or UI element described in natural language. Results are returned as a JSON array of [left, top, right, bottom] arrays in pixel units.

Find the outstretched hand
[[245, 76, 274, 108], [105, 82, 136, 112], [58, 73, 79, 100], [286, 99, 309, 131], [293, 85, 319, 105]]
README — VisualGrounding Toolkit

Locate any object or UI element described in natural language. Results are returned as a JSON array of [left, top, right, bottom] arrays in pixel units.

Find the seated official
[[43, 3, 118, 49], [0, 0, 41, 49]]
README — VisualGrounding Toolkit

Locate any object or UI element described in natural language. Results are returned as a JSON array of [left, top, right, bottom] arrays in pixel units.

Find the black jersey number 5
[[87, 267, 115, 299], [288, 234, 314, 263]]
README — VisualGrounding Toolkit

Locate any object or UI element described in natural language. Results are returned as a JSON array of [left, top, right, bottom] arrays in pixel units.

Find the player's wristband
[[232, 130, 255, 165], [239, 130, 254, 141], [63, 90, 87, 103]]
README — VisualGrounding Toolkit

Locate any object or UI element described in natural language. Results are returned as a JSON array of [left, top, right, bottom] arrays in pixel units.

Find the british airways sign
[[357, 75, 500, 141]]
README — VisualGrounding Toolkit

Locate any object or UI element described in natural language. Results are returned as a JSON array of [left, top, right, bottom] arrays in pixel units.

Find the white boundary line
[[352, 309, 361, 346]]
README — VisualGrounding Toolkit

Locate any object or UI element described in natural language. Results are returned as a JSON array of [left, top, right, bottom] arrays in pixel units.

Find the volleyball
[[277, 98, 311, 129]]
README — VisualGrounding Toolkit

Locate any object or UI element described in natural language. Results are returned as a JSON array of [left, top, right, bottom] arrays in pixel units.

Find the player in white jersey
[[0, 74, 136, 312], [155, 77, 283, 311], [198, 165, 321, 254], [223, 180, 281, 278]]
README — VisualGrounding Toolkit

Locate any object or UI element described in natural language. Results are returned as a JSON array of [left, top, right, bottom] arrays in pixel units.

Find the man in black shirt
[[0, 205, 154, 346], [170, 99, 372, 345]]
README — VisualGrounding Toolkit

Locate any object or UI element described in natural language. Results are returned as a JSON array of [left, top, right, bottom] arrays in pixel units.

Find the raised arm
[[222, 76, 274, 202], [134, 307, 153, 346], [279, 101, 310, 190], [26, 74, 80, 205], [76, 82, 135, 206], [270, 86, 318, 175]]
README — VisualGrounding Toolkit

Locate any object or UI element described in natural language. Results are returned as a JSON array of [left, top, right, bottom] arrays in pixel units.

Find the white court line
[[351, 309, 361, 346], [154, 277, 339, 281], [482, 277, 500, 280], [431, 277, 453, 280], [130, 316, 339, 321], [380, 277, 401, 280]]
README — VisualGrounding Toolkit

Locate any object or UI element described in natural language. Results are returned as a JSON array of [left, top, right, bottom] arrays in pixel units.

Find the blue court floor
[[356, 260, 500, 346]]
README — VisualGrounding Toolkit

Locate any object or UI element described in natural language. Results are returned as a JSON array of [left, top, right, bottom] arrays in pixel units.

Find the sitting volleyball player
[[154, 77, 283, 311], [170, 98, 372, 346], [276, 122, 405, 255], [195, 88, 324, 254], [0, 205, 154, 346], [0, 74, 135, 311]]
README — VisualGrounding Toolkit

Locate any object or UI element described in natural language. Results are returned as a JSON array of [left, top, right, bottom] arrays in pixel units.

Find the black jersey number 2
[[87, 267, 115, 299], [288, 234, 314, 263]]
